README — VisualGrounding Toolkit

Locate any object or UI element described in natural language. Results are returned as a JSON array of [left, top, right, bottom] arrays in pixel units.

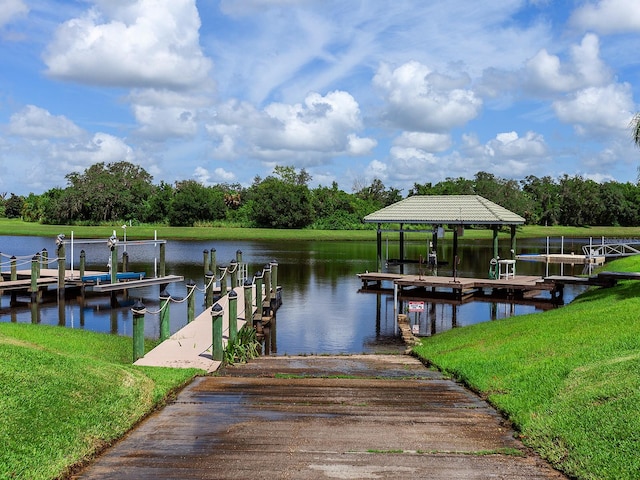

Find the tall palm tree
[[632, 113, 640, 147]]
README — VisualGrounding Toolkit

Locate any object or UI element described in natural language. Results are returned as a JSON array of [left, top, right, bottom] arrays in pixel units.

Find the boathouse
[[363, 195, 526, 273]]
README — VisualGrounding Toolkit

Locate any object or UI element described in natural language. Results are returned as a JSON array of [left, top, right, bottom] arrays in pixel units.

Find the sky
[[1, 0, 640, 196]]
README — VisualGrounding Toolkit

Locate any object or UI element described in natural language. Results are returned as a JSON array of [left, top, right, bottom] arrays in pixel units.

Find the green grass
[[413, 255, 640, 480], [0, 323, 202, 480], [2, 218, 640, 241]]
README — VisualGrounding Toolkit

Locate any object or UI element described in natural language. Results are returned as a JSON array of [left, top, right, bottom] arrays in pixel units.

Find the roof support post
[[492, 226, 499, 259], [376, 224, 382, 272], [399, 223, 405, 274], [510, 225, 517, 259], [453, 226, 459, 275]]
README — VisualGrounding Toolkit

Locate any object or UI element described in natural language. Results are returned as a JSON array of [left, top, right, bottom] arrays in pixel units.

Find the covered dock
[[363, 195, 526, 273]]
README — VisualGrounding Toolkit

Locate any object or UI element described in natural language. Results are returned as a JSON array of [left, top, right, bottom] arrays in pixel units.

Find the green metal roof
[[363, 195, 526, 225]]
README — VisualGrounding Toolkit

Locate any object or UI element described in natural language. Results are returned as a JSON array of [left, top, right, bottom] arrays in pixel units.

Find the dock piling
[[211, 304, 223, 361], [159, 289, 171, 341], [132, 300, 145, 362], [57, 242, 65, 299], [205, 271, 214, 308], [228, 290, 238, 344], [244, 279, 253, 323], [187, 280, 196, 323], [203, 250, 209, 277], [30, 255, 39, 303], [230, 259, 238, 289], [209, 248, 216, 280]]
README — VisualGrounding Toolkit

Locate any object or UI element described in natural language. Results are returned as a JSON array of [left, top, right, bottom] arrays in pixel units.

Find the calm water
[[0, 234, 591, 355]]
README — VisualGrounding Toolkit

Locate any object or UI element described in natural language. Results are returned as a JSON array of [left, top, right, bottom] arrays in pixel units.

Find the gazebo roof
[[363, 195, 526, 226]]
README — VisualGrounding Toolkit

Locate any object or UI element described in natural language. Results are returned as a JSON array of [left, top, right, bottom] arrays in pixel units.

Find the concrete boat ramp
[[74, 355, 565, 479]]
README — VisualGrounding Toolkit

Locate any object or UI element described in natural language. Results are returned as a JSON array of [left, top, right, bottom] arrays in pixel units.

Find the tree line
[[1, 161, 639, 228]]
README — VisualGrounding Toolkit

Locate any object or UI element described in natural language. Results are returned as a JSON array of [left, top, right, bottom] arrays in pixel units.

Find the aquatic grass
[[0, 322, 201, 480], [413, 255, 640, 480]]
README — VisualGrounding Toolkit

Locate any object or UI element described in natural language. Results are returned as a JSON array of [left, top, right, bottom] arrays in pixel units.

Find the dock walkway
[[134, 285, 265, 372]]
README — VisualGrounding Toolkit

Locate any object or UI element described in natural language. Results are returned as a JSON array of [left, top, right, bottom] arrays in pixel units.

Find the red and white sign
[[408, 301, 425, 312]]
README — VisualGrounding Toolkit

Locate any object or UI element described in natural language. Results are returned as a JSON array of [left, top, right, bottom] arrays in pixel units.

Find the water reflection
[[0, 235, 591, 355]]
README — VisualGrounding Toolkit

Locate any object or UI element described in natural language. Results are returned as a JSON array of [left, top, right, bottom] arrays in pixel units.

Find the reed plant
[[413, 255, 640, 479]]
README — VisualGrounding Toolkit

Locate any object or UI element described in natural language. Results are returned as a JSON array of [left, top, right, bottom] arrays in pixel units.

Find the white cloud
[[8, 105, 84, 139], [44, 0, 212, 89], [393, 132, 452, 152], [373, 61, 482, 132], [0, 0, 28, 28], [209, 90, 374, 161], [570, 0, 640, 34], [486, 131, 548, 158], [525, 34, 610, 94], [553, 83, 634, 137]]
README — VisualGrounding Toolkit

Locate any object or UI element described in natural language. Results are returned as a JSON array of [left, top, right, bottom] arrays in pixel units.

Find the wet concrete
[[72, 355, 566, 479]]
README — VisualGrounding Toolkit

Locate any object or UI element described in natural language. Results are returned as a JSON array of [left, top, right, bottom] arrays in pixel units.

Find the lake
[[0, 234, 591, 355]]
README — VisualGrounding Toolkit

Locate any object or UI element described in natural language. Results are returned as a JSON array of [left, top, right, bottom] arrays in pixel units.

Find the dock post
[[41, 248, 48, 269], [255, 270, 264, 307], [236, 250, 243, 282], [159, 242, 166, 277], [492, 226, 499, 259], [270, 260, 278, 308], [263, 264, 272, 309], [244, 279, 253, 325], [122, 251, 129, 273], [203, 250, 209, 277], [57, 242, 65, 299], [10, 256, 17, 281], [230, 259, 238, 289], [30, 255, 39, 303], [159, 289, 171, 341], [218, 265, 228, 296], [228, 290, 238, 344], [187, 280, 196, 323], [205, 271, 214, 308], [110, 243, 118, 285], [79, 250, 86, 279], [132, 300, 145, 362], [211, 304, 223, 361], [210, 248, 217, 279]]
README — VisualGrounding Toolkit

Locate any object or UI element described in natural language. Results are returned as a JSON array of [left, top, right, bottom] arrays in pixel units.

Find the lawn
[[413, 255, 640, 480], [0, 323, 202, 480]]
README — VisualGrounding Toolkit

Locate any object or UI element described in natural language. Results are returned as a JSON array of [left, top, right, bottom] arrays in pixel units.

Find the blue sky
[[1, 0, 640, 196]]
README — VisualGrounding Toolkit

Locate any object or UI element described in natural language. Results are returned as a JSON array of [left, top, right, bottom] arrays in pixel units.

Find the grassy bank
[[413, 255, 640, 480], [0, 323, 202, 480], [2, 218, 640, 241]]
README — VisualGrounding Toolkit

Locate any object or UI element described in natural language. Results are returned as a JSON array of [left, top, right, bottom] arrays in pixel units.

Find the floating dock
[[516, 253, 605, 264]]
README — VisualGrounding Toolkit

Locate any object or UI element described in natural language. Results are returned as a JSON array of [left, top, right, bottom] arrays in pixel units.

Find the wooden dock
[[358, 269, 625, 303], [516, 253, 605, 265]]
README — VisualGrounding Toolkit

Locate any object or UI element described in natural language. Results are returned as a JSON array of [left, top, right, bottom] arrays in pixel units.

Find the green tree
[[168, 180, 227, 227], [248, 167, 314, 228], [4, 194, 24, 218], [353, 178, 402, 207], [63, 161, 154, 222]]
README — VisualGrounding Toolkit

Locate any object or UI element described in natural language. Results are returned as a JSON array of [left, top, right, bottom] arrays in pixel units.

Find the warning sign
[[408, 301, 425, 312]]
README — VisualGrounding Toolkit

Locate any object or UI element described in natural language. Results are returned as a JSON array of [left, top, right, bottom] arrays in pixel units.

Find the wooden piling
[[255, 270, 264, 309], [270, 261, 278, 306], [205, 271, 214, 308], [79, 250, 86, 279], [211, 304, 223, 361], [159, 289, 171, 341], [230, 260, 238, 289], [57, 243, 65, 299], [159, 243, 166, 277], [187, 281, 196, 323], [41, 248, 48, 269], [10, 256, 16, 281], [209, 248, 216, 280], [228, 290, 238, 344], [263, 264, 272, 306], [30, 255, 38, 303], [110, 244, 118, 285], [203, 250, 209, 277], [244, 279, 253, 323], [132, 300, 145, 362]]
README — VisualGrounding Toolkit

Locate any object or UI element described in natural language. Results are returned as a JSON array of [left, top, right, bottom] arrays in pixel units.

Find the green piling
[[203, 249, 209, 277], [159, 242, 166, 277], [132, 300, 145, 362], [228, 289, 238, 344], [230, 259, 238, 289], [187, 280, 196, 323], [205, 271, 214, 308], [210, 248, 217, 280], [41, 248, 48, 269], [159, 289, 171, 341], [211, 303, 223, 361], [244, 279, 253, 326]]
